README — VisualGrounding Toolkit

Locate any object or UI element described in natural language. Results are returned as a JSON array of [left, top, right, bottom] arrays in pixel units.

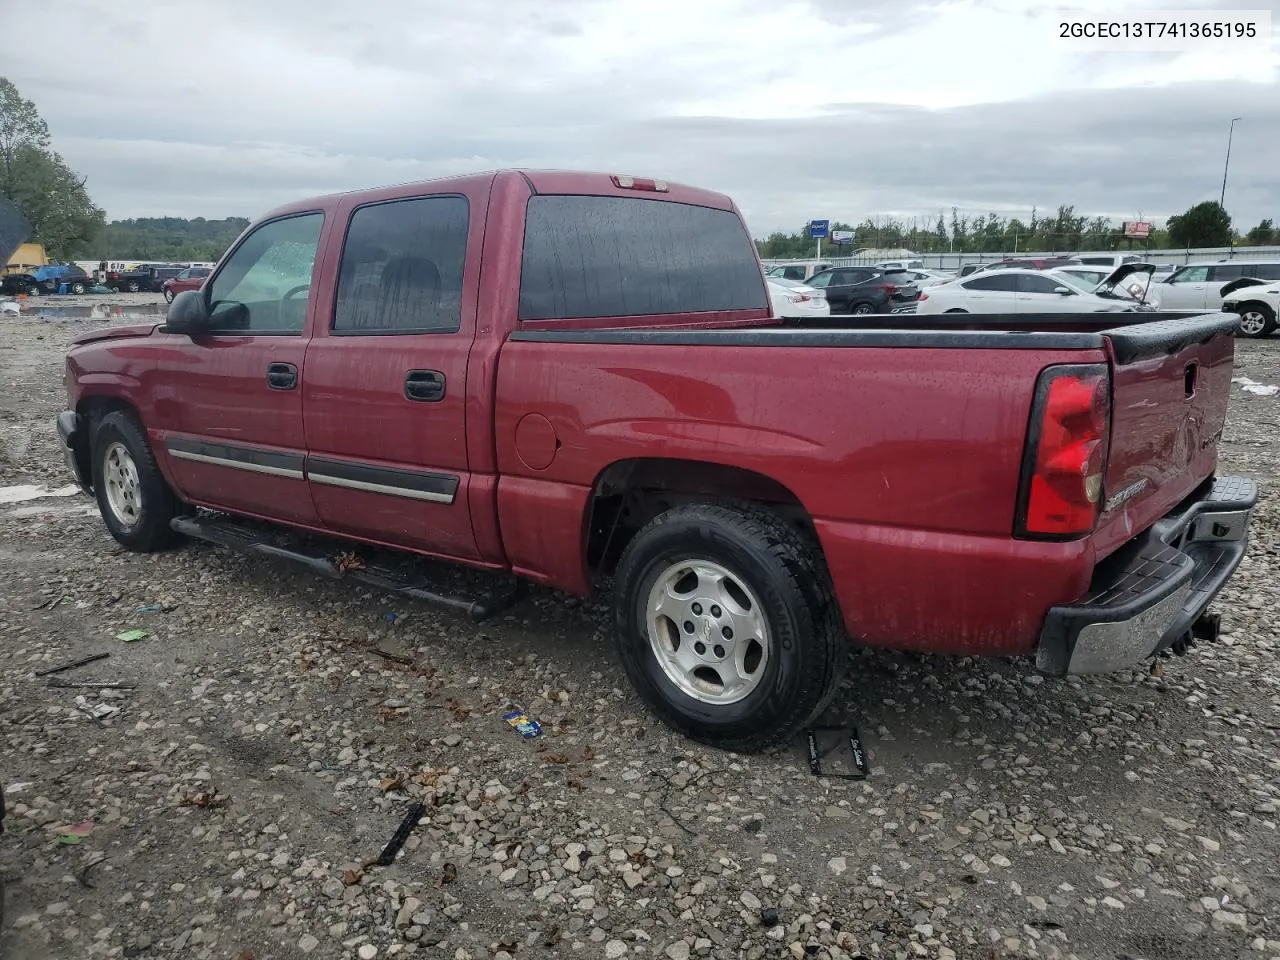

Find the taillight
[[611, 175, 669, 192], [1015, 364, 1111, 539], [880, 284, 896, 295], [787, 294, 811, 303], [918, 292, 929, 302]]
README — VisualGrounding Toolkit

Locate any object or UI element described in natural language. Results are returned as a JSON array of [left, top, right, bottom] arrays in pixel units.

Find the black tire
[[26, 284, 39, 297], [164, 288, 175, 303], [612, 502, 845, 752], [851, 302, 875, 316], [70, 282, 86, 295], [127, 281, 140, 293], [110, 285, 120, 293], [90, 411, 183, 551], [1236, 303, 1277, 339]]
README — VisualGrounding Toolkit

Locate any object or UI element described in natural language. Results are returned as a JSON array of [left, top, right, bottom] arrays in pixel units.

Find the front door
[[301, 190, 482, 561], [156, 211, 325, 525], [1160, 265, 1210, 310]]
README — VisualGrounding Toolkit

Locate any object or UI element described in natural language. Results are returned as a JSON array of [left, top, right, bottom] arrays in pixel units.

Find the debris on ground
[[373, 801, 426, 867], [502, 704, 544, 739], [55, 820, 94, 845], [73, 696, 119, 721], [34, 651, 109, 676], [115, 629, 148, 642]]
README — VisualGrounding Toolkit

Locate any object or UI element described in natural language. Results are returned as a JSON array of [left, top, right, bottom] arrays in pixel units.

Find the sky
[[6, 0, 1279, 236]]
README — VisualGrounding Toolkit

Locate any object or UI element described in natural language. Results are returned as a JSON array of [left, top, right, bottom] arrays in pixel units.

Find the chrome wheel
[[1239, 310, 1268, 336], [102, 441, 142, 527], [645, 559, 770, 705]]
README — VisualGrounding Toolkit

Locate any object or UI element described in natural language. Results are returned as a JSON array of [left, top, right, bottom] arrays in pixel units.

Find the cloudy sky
[[7, 0, 1279, 235]]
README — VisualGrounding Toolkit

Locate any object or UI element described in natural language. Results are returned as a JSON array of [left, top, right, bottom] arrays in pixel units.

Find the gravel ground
[[2, 317, 1278, 960]]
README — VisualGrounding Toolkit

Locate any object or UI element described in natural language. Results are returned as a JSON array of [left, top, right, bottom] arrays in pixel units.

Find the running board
[[170, 515, 526, 623]]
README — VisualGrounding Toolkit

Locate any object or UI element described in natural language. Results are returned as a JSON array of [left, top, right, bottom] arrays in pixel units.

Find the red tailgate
[[1090, 315, 1237, 561]]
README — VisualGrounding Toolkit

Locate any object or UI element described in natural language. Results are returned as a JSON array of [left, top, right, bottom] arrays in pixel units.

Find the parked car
[[1150, 259, 1280, 312], [766, 277, 830, 319], [916, 266, 1157, 314], [0, 272, 41, 296], [1055, 264, 1162, 306], [32, 262, 92, 294], [875, 259, 925, 271], [765, 260, 834, 283], [57, 168, 1256, 751], [1221, 278, 1280, 338], [804, 266, 919, 314], [161, 266, 212, 302], [894, 268, 955, 288], [1074, 254, 1144, 269], [104, 267, 153, 293], [148, 265, 186, 291]]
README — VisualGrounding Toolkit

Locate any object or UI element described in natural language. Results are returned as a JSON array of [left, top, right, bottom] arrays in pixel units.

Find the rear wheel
[[163, 288, 175, 303], [70, 282, 86, 295], [945, 308, 969, 314], [126, 280, 140, 293], [851, 302, 875, 316], [612, 502, 845, 752], [91, 411, 183, 551], [1237, 304, 1277, 338]]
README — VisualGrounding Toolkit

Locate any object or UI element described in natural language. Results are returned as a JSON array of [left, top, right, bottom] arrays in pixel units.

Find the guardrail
[[762, 246, 1280, 272]]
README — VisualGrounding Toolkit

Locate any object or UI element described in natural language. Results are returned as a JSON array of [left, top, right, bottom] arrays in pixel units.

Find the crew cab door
[[156, 211, 325, 525], [301, 189, 483, 561]]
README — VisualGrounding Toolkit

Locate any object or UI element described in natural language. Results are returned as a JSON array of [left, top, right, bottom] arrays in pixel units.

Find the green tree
[[1166, 201, 1232, 248], [0, 77, 103, 258], [1244, 218, 1275, 246]]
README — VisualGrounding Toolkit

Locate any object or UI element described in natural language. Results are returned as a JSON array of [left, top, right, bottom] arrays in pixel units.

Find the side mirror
[[164, 289, 211, 335], [1054, 286, 1073, 295]]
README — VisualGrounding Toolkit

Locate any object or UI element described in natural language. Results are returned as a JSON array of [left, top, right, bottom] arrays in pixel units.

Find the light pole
[[1220, 117, 1241, 208]]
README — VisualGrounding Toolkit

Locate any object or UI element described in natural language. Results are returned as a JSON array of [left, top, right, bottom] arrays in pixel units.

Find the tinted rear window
[[518, 195, 767, 320]]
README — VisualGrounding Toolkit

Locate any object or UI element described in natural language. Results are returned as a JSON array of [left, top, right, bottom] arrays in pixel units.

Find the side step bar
[[170, 515, 527, 623]]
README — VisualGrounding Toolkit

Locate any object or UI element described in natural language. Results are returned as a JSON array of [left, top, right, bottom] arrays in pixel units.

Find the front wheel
[[91, 411, 183, 551], [126, 281, 140, 293], [163, 288, 175, 303], [613, 502, 844, 752], [70, 282, 86, 295], [1237, 305, 1277, 338]]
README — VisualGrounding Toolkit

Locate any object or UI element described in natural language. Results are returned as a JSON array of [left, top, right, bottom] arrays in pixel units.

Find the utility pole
[[1220, 117, 1241, 208]]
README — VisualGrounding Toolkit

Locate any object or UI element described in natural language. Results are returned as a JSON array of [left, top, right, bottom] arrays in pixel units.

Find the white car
[[767, 277, 830, 318], [891, 268, 955, 288], [915, 266, 1156, 315], [1054, 265, 1161, 307], [1149, 259, 1280, 312], [1221, 280, 1280, 338]]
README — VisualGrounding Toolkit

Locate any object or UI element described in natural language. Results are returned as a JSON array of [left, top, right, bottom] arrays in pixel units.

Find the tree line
[[756, 203, 1275, 260]]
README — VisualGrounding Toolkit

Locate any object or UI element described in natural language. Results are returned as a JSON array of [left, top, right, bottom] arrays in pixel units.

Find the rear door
[[156, 211, 325, 525], [301, 188, 485, 561]]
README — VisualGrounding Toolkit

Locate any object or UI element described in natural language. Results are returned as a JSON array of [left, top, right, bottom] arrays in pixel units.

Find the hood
[[70, 323, 162, 347], [1095, 262, 1156, 299], [1219, 276, 1271, 298]]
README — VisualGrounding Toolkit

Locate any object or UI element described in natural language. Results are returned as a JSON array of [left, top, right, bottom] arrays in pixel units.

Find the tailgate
[[1091, 313, 1239, 560]]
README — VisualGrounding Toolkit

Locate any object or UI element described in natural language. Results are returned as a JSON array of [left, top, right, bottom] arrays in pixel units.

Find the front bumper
[[57, 410, 91, 493], [1036, 475, 1258, 675]]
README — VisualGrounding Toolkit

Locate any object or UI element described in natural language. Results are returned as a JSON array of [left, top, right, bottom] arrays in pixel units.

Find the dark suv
[[804, 266, 921, 314]]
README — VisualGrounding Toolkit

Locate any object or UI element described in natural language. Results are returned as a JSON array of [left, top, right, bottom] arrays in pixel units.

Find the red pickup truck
[[57, 169, 1257, 752]]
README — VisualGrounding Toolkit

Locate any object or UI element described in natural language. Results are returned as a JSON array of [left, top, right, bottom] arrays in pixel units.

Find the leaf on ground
[[434, 862, 457, 888], [542, 754, 570, 765], [342, 868, 363, 887], [180, 791, 227, 809], [379, 774, 405, 794], [445, 698, 470, 721]]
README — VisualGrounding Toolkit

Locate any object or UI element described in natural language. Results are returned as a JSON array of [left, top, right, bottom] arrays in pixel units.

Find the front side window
[[333, 195, 469, 334], [1169, 266, 1209, 283], [1018, 273, 1071, 294], [805, 271, 833, 288], [963, 274, 1019, 292], [518, 195, 767, 320], [205, 213, 324, 333]]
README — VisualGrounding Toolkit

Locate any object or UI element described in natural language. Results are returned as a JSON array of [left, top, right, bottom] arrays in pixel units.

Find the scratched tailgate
[[1091, 312, 1240, 560]]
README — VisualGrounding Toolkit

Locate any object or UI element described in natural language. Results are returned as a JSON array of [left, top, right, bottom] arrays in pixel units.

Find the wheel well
[[585, 458, 815, 577], [74, 396, 142, 481], [1236, 299, 1276, 317]]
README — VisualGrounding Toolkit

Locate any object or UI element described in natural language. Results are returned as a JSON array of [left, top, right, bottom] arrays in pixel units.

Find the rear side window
[[1209, 264, 1246, 282], [518, 196, 766, 320], [334, 195, 469, 334]]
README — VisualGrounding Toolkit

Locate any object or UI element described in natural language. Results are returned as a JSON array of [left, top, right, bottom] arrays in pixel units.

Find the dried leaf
[[581, 744, 595, 762], [236, 952, 256, 960], [379, 775, 405, 794], [515, 781, 530, 796], [416, 767, 448, 788], [330, 676, 342, 693], [180, 791, 227, 809], [1151, 660, 1166, 677], [542, 754, 570, 765], [542, 924, 561, 948], [342, 868, 363, 887], [334, 551, 365, 573], [434, 862, 457, 888], [445, 698, 470, 721], [378, 707, 406, 724]]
